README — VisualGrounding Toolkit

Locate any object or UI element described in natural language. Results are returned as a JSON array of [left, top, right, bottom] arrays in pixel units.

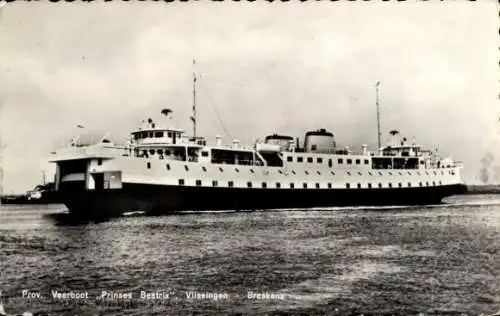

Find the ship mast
[[192, 59, 197, 138], [376, 81, 381, 152]]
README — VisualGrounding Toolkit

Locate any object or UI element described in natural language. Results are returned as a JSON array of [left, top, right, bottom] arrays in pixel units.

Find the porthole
[[338, 158, 343, 164], [247, 182, 252, 188], [178, 179, 185, 185], [315, 183, 320, 189], [368, 183, 372, 188], [290, 183, 295, 189], [408, 182, 412, 187], [408, 172, 412, 176], [196, 180, 202, 186], [346, 183, 350, 189], [276, 182, 281, 188], [364, 159, 369, 165], [262, 182, 267, 188], [317, 157, 323, 163], [355, 159, 361, 165], [389, 183, 393, 188], [228, 181, 234, 187], [328, 183, 332, 189], [398, 172, 403, 176], [347, 159, 352, 164], [303, 183, 308, 189], [398, 182, 402, 188], [357, 183, 361, 189], [378, 183, 383, 188], [212, 180, 218, 187], [307, 157, 313, 163], [419, 182, 423, 187], [279, 170, 283, 175]]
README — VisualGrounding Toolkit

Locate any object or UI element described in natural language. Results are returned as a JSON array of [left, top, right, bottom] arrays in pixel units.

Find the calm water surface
[[0, 195, 499, 315]]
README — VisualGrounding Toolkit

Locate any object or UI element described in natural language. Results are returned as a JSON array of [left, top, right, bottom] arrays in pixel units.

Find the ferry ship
[[49, 76, 466, 218]]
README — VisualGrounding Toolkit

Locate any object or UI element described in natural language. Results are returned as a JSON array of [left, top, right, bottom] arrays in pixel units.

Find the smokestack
[[216, 135, 222, 146]]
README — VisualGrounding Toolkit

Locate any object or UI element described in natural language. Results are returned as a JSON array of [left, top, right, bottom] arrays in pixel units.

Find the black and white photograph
[[0, 1, 498, 315]]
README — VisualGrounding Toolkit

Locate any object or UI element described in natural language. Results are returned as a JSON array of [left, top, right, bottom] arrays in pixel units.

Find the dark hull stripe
[[58, 181, 467, 218]]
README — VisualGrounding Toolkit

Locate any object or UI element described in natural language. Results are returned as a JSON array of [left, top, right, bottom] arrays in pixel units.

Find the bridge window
[[347, 159, 352, 164], [316, 183, 320, 188], [287, 156, 293, 162], [303, 183, 308, 189], [154, 131, 163, 138], [290, 183, 295, 189], [228, 181, 234, 187], [372, 157, 393, 169], [328, 183, 332, 188], [247, 182, 252, 188], [317, 157, 323, 163], [328, 159, 333, 167], [178, 179, 185, 185], [307, 157, 313, 163], [355, 159, 361, 165], [147, 162, 151, 169], [276, 182, 281, 188], [338, 158, 343, 164], [196, 180, 202, 186], [298, 157, 304, 163], [262, 182, 267, 188], [201, 151, 209, 157], [346, 183, 350, 189]]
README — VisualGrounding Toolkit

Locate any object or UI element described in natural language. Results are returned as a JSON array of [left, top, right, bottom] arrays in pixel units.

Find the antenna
[[376, 81, 381, 151], [192, 59, 197, 138]]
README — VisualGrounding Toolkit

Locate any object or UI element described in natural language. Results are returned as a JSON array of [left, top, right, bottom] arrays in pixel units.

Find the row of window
[[286, 156, 371, 166], [146, 162, 450, 177], [179, 179, 444, 188]]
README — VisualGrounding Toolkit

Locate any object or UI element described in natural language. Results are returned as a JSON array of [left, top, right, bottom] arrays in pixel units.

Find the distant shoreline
[[465, 185, 500, 195]]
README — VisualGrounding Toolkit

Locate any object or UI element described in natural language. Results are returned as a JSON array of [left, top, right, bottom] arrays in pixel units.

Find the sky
[[0, 1, 498, 193]]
